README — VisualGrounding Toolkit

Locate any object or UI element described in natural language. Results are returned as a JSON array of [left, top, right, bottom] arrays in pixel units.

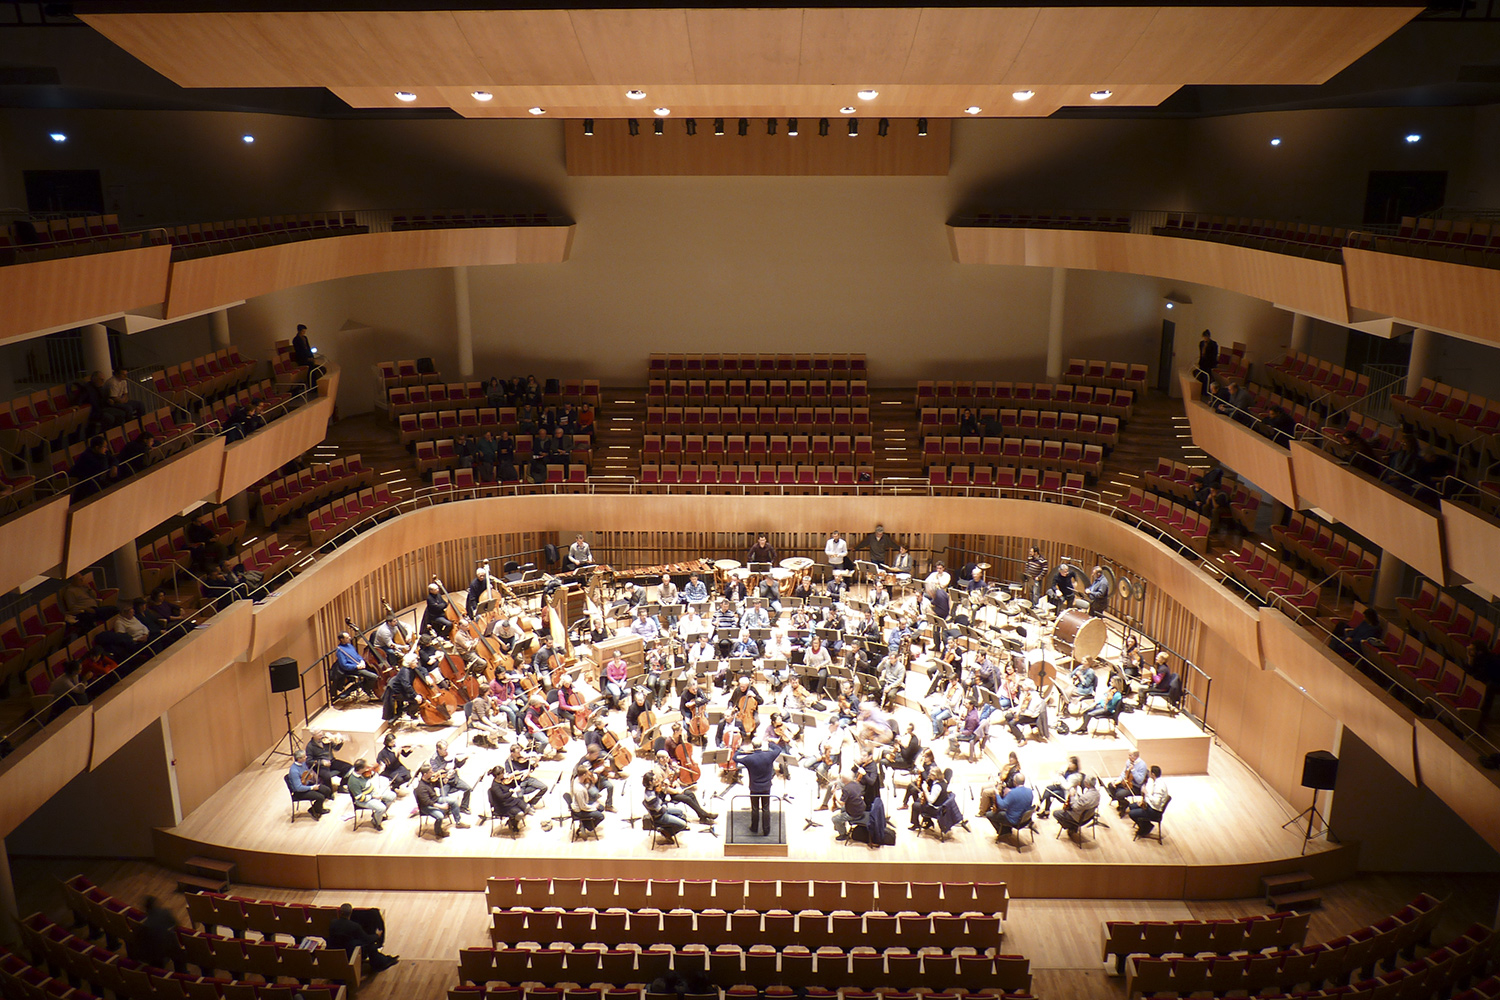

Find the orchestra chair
[[284, 773, 315, 822], [563, 792, 602, 842], [642, 814, 674, 850], [346, 785, 374, 832], [1056, 806, 1100, 842], [1133, 800, 1169, 843], [1002, 808, 1038, 848]]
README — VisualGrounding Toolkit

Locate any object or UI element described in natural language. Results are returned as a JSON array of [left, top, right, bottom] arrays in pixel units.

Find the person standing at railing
[[1195, 329, 1219, 393]]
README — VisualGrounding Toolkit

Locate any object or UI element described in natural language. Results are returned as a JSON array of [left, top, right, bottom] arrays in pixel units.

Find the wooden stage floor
[[156, 701, 1351, 900]]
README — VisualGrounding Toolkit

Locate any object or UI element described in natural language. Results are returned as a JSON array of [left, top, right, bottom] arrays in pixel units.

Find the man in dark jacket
[[733, 738, 784, 837], [328, 902, 398, 972]]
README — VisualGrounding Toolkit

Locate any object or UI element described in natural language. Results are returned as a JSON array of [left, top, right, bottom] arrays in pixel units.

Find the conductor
[[734, 737, 785, 837]]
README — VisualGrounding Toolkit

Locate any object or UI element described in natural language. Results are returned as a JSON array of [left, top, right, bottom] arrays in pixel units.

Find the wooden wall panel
[[0, 245, 171, 344], [1412, 719, 1500, 856], [1438, 499, 1500, 597], [0, 493, 71, 596], [1180, 379, 1300, 508], [1343, 247, 1500, 348], [163, 227, 574, 319], [64, 435, 227, 577], [217, 389, 336, 502], [1259, 608, 1417, 785], [565, 118, 951, 175], [0, 707, 92, 840], [1288, 441, 1447, 583], [89, 600, 253, 769], [949, 226, 1350, 323]]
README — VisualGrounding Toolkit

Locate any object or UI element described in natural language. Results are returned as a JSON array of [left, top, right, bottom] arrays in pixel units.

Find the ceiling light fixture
[[964, 106, 982, 115], [767, 118, 776, 135], [583, 119, 594, 135], [686, 118, 697, 135], [626, 90, 647, 100], [738, 118, 749, 136], [877, 118, 888, 137], [1405, 133, 1422, 143], [654, 118, 664, 135], [714, 117, 725, 135], [628, 118, 639, 136], [787, 118, 798, 136], [471, 91, 493, 101], [840, 106, 856, 114], [1089, 90, 1112, 100], [818, 118, 829, 136], [242, 134, 255, 143], [49, 132, 66, 142], [394, 91, 417, 102], [1269, 137, 1281, 146], [917, 118, 928, 136], [527, 107, 546, 115], [653, 107, 670, 116], [857, 89, 878, 100], [848, 119, 859, 137], [1012, 90, 1034, 101]]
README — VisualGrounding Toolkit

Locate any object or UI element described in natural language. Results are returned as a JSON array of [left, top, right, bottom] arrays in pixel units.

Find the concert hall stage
[[154, 705, 1353, 901]]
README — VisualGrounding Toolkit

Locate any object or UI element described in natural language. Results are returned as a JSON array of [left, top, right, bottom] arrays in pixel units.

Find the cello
[[534, 702, 570, 751], [687, 700, 710, 740], [410, 655, 463, 726], [738, 690, 759, 733], [599, 725, 635, 771], [674, 739, 701, 789]]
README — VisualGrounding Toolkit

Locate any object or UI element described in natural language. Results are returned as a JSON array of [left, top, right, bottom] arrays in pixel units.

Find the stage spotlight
[[714, 117, 725, 135], [1405, 133, 1422, 143], [626, 90, 647, 100], [818, 118, 829, 136], [654, 118, 664, 135], [787, 118, 799, 136], [653, 107, 671, 116], [767, 118, 777, 135], [628, 118, 639, 136], [686, 118, 697, 135], [917, 118, 928, 136], [878, 118, 888, 137], [848, 119, 858, 137], [738, 118, 749, 136], [1089, 90, 1112, 100], [583, 119, 594, 136], [1012, 90, 1034, 101], [472, 91, 493, 102], [1269, 137, 1281, 146], [242, 134, 255, 143], [840, 106, 856, 114], [394, 91, 417, 102], [49, 132, 66, 142]]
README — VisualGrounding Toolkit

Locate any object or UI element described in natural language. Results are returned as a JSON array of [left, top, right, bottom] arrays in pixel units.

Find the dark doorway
[[1363, 171, 1446, 226], [23, 169, 105, 216], [1157, 320, 1176, 392]]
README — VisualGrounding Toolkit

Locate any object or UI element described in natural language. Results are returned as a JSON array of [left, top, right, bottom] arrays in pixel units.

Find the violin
[[771, 716, 793, 746], [674, 740, 701, 787]]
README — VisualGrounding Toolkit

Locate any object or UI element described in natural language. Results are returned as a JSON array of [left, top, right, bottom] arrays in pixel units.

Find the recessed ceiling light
[[1269, 137, 1282, 146], [653, 107, 671, 116], [857, 89, 879, 100], [840, 106, 856, 114], [964, 106, 982, 115], [1405, 133, 1422, 143], [626, 90, 647, 100], [528, 107, 546, 115], [472, 91, 493, 102], [1089, 90, 1112, 100], [394, 91, 417, 102], [787, 118, 799, 136], [242, 134, 255, 143], [49, 132, 66, 142], [1012, 90, 1034, 101]]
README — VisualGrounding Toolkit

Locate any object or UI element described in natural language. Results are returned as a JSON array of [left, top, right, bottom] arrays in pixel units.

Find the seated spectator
[[327, 903, 398, 972], [186, 513, 225, 569], [95, 601, 152, 660], [81, 371, 128, 430], [144, 588, 185, 632], [1341, 428, 1381, 476], [1381, 431, 1421, 492], [60, 572, 107, 628], [47, 660, 89, 719], [1262, 407, 1296, 447], [117, 430, 160, 475], [104, 367, 145, 420], [69, 435, 119, 501], [1349, 606, 1383, 647]]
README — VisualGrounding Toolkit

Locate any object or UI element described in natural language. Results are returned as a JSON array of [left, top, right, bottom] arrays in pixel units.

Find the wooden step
[[1262, 870, 1313, 895], [1267, 888, 1322, 911], [176, 872, 229, 894]]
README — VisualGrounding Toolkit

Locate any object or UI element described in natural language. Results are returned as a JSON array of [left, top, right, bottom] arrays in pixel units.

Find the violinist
[[485, 764, 527, 834], [376, 733, 414, 791], [642, 771, 692, 843], [307, 731, 353, 786], [805, 735, 841, 810], [524, 694, 563, 758], [428, 740, 473, 815], [504, 743, 548, 809], [576, 742, 619, 812], [652, 750, 718, 823], [421, 581, 454, 641], [803, 636, 833, 698], [783, 677, 825, 715], [624, 689, 654, 744], [642, 644, 672, 705], [334, 632, 380, 699], [888, 720, 922, 772], [903, 748, 940, 828]]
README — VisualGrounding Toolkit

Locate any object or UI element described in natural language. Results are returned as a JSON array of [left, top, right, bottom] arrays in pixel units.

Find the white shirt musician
[[566, 534, 594, 570], [825, 532, 848, 570]]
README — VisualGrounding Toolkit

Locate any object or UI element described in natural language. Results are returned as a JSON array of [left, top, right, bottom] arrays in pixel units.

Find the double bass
[[344, 616, 393, 696], [687, 700, 710, 740], [410, 655, 464, 727]]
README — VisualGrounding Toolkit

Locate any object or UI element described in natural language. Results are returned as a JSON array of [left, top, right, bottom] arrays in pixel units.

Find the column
[[1405, 328, 1436, 397], [209, 309, 232, 349], [1290, 313, 1314, 353], [81, 323, 112, 376], [454, 265, 474, 378], [113, 541, 144, 601], [1045, 267, 1067, 380], [227, 490, 252, 529], [1373, 550, 1407, 609], [0, 839, 15, 947]]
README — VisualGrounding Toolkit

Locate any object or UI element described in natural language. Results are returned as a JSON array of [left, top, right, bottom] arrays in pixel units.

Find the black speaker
[[269, 657, 300, 694], [1301, 750, 1339, 790]]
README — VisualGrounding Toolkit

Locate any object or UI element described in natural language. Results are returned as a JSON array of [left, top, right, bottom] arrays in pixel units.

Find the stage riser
[[154, 829, 1358, 899]]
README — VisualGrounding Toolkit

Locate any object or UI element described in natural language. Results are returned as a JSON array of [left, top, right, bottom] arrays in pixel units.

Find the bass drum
[[1051, 607, 1107, 662]]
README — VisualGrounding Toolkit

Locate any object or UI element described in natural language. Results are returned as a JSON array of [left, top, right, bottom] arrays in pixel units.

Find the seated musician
[[288, 752, 331, 819], [531, 639, 557, 682], [1004, 680, 1050, 743], [429, 740, 474, 816], [717, 675, 763, 745], [730, 629, 760, 660], [740, 600, 770, 631], [746, 533, 778, 567], [1143, 653, 1181, 710], [642, 644, 672, 704], [346, 759, 395, 832], [877, 648, 907, 711], [679, 680, 710, 731], [414, 765, 468, 839], [686, 636, 715, 665], [925, 560, 951, 590], [966, 565, 986, 593], [1108, 749, 1150, 815], [927, 677, 965, 738], [802, 636, 833, 697], [1083, 676, 1126, 733], [577, 742, 618, 811], [763, 630, 792, 687], [602, 652, 630, 708], [523, 694, 563, 758], [682, 573, 709, 604], [712, 598, 739, 638], [565, 533, 594, 571], [890, 544, 913, 574], [307, 731, 354, 787], [790, 575, 813, 601], [1036, 756, 1084, 816], [1086, 565, 1111, 617], [868, 581, 890, 608], [656, 572, 680, 605], [484, 611, 520, 652], [332, 632, 380, 700], [834, 678, 861, 725], [782, 678, 825, 718], [619, 582, 648, 611], [826, 575, 847, 604], [569, 764, 605, 832], [642, 771, 693, 843], [723, 575, 749, 604], [421, 582, 454, 640], [804, 729, 843, 810], [1128, 766, 1171, 836], [625, 688, 655, 743], [504, 742, 549, 809], [465, 566, 491, 619], [855, 703, 896, 747], [466, 694, 506, 747], [832, 770, 867, 841], [948, 698, 994, 762], [888, 721, 922, 772], [755, 575, 782, 613], [652, 749, 718, 823], [1058, 658, 1099, 714], [630, 607, 661, 641], [676, 607, 708, 641], [486, 764, 528, 834], [377, 733, 415, 791], [487, 670, 526, 731], [553, 674, 593, 734], [371, 614, 408, 667], [977, 750, 1021, 820], [1058, 774, 1103, 836], [983, 771, 1034, 839]]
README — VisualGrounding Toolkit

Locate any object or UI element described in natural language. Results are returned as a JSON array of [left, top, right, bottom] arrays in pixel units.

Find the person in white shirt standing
[[824, 531, 848, 574]]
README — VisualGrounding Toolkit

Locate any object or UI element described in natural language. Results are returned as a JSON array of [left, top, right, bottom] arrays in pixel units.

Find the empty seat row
[[255, 454, 371, 526], [648, 353, 866, 375], [1120, 488, 1212, 555], [928, 465, 1086, 496], [1393, 377, 1500, 458], [1271, 512, 1379, 604], [1102, 911, 1311, 970], [150, 348, 258, 406], [450, 987, 1032, 1000], [432, 466, 589, 493], [647, 379, 869, 406], [917, 380, 1134, 418], [922, 438, 1103, 477], [392, 211, 559, 229], [1157, 215, 1348, 262], [644, 434, 871, 460], [185, 892, 340, 942], [640, 464, 873, 489], [490, 907, 1002, 953], [0, 382, 89, 453], [388, 381, 490, 414], [167, 212, 358, 247], [920, 408, 1121, 447], [1341, 602, 1487, 718], [965, 210, 1130, 232], [1265, 351, 1370, 411], [1060, 359, 1150, 394], [308, 485, 400, 546], [1394, 578, 1500, 664], [485, 877, 1008, 917], [1222, 542, 1324, 614], [645, 406, 872, 435]]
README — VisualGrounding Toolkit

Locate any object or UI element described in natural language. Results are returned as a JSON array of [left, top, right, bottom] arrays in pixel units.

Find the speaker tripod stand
[[261, 689, 304, 765], [1282, 794, 1333, 856]]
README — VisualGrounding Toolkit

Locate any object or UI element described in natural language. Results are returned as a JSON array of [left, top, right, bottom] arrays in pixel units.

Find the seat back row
[[916, 381, 1134, 417], [649, 353, 866, 375], [485, 877, 1008, 917], [928, 464, 1087, 495], [450, 987, 1031, 1000], [648, 380, 870, 406], [920, 408, 1122, 445], [1101, 911, 1311, 965], [151, 348, 257, 406], [645, 406, 873, 434], [640, 464, 873, 489], [184, 891, 339, 942]]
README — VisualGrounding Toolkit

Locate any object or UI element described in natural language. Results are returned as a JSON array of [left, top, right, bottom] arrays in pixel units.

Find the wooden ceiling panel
[[900, 8, 1039, 85], [1004, 7, 1158, 84], [1108, 7, 1267, 85], [237, 12, 388, 88], [797, 8, 922, 85], [333, 10, 489, 85], [686, 8, 804, 85], [86, 12, 288, 88], [568, 9, 697, 84], [451, 10, 597, 87], [1206, 6, 1418, 85]]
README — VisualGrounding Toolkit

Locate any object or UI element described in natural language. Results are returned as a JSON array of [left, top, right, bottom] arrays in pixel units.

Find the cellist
[[651, 748, 718, 824], [523, 694, 565, 759], [554, 674, 593, 735]]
